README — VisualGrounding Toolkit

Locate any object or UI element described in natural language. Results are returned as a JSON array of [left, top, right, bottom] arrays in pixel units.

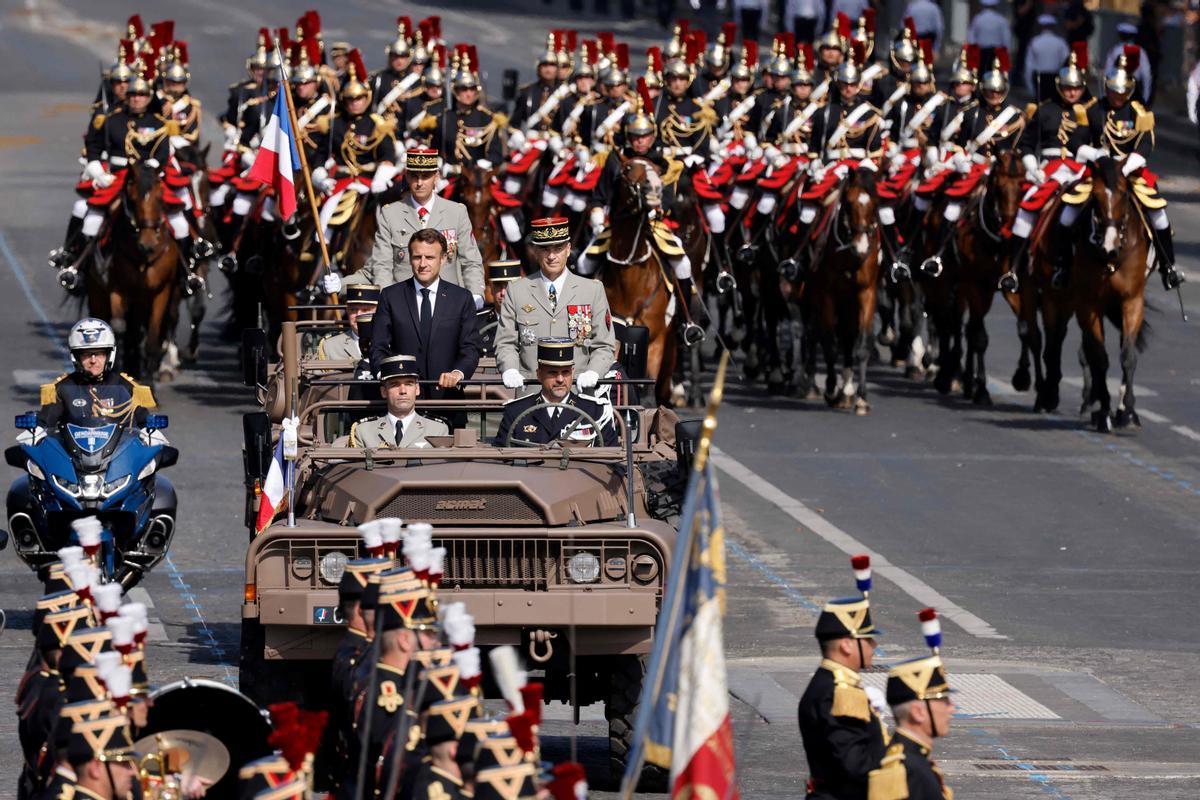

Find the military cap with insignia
[[425, 695, 477, 745], [59, 626, 113, 678], [473, 761, 540, 800], [343, 283, 381, 306], [536, 337, 574, 366], [35, 589, 81, 635], [378, 353, 421, 382], [338, 556, 391, 602], [527, 216, 572, 247], [815, 555, 881, 641], [488, 260, 523, 284], [378, 585, 439, 631], [887, 608, 952, 707], [405, 146, 441, 172], [68, 711, 136, 766]]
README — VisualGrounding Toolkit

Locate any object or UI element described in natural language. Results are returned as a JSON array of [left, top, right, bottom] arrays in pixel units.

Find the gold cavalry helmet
[[340, 48, 372, 102], [980, 47, 1010, 95], [624, 78, 657, 137], [1104, 45, 1138, 96], [387, 15, 413, 57], [950, 44, 980, 86], [891, 18, 918, 69], [1057, 42, 1088, 91]]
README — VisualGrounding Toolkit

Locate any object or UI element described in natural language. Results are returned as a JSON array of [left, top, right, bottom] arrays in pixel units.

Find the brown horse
[[802, 168, 881, 414], [89, 162, 181, 381], [599, 157, 677, 407], [457, 165, 505, 302], [1074, 157, 1150, 432]]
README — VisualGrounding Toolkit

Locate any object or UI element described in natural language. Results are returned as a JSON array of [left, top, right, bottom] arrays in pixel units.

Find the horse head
[[458, 164, 499, 232], [1090, 156, 1131, 262], [124, 161, 167, 257], [617, 157, 663, 219], [841, 168, 879, 259], [987, 150, 1025, 238]]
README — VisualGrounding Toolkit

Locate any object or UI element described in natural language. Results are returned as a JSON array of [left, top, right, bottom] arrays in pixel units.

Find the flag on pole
[[621, 459, 738, 798], [247, 91, 301, 220], [255, 435, 290, 534]]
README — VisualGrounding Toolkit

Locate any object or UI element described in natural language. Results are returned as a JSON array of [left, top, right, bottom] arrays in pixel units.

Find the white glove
[[577, 370, 599, 390], [1021, 154, 1040, 178], [477, 159, 493, 171], [16, 426, 46, 446], [312, 167, 335, 193], [323, 273, 343, 295], [370, 163, 398, 194], [589, 206, 606, 234], [683, 154, 705, 168], [1074, 144, 1104, 163], [864, 685, 887, 715], [548, 134, 564, 155], [94, 171, 116, 189], [223, 125, 239, 151], [1031, 168, 1047, 184], [473, 294, 484, 310], [507, 129, 527, 151], [1121, 153, 1146, 176], [347, 181, 370, 195], [743, 134, 758, 151], [84, 160, 107, 182], [240, 149, 256, 170], [502, 369, 524, 389], [138, 429, 169, 446]]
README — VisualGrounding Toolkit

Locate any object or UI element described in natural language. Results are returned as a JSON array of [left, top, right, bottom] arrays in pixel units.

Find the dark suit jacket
[[370, 277, 481, 393], [492, 391, 618, 447]]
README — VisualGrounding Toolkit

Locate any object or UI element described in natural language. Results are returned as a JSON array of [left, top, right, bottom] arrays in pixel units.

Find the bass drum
[[142, 677, 273, 800]]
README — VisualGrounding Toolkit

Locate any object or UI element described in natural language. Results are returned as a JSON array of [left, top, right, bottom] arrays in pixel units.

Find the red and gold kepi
[[405, 147, 441, 172], [528, 217, 571, 247]]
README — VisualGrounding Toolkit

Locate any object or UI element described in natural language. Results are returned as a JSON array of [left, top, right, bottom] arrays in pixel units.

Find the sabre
[[593, 99, 632, 145], [375, 71, 420, 114], [525, 82, 575, 133]]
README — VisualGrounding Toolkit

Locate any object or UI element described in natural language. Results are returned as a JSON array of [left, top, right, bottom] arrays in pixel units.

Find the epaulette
[[867, 742, 908, 800], [1072, 102, 1090, 126], [92, 114, 106, 130], [830, 681, 871, 722], [417, 115, 439, 132], [348, 421, 360, 448], [1024, 102, 1038, 119], [371, 113, 397, 137], [492, 110, 510, 130], [121, 373, 157, 409], [661, 158, 684, 187], [41, 374, 67, 406], [50, 783, 74, 800], [1131, 101, 1154, 133]]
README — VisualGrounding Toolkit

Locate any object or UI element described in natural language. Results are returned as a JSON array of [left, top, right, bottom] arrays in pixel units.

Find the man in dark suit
[[371, 228, 481, 399], [493, 338, 618, 447]]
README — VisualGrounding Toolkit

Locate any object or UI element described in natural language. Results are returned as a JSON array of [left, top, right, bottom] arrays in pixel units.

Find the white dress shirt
[[415, 277, 441, 318], [411, 193, 435, 225], [541, 272, 566, 307], [387, 409, 419, 442]]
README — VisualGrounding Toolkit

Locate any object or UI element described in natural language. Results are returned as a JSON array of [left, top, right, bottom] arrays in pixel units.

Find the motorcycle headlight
[[137, 460, 156, 481], [102, 475, 130, 497], [51, 475, 82, 497], [567, 552, 601, 584], [26, 460, 45, 481], [79, 474, 103, 501], [320, 552, 349, 585]]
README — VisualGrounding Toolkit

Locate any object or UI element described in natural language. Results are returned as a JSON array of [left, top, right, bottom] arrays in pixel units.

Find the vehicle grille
[[439, 538, 555, 589], [376, 488, 543, 524]]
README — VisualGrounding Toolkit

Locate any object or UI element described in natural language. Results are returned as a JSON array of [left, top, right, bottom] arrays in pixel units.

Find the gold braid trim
[[867, 743, 909, 800]]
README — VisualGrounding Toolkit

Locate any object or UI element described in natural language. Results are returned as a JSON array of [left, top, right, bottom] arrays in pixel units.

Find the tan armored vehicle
[[238, 319, 696, 782]]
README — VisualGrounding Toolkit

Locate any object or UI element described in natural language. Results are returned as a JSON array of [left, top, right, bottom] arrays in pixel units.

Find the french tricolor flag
[[254, 436, 289, 534], [247, 92, 300, 220]]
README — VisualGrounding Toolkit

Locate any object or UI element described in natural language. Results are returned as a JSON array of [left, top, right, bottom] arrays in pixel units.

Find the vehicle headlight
[[102, 475, 130, 497], [79, 474, 103, 500], [320, 552, 349, 584], [567, 552, 601, 584], [51, 475, 82, 497], [26, 460, 44, 481], [137, 460, 156, 481]]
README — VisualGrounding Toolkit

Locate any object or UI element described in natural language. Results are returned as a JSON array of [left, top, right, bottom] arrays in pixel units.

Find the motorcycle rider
[[33, 319, 160, 439]]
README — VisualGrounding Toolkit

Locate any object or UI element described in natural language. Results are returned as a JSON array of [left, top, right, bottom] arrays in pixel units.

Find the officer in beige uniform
[[329, 148, 485, 302], [495, 218, 615, 391], [338, 355, 449, 448], [316, 284, 380, 361]]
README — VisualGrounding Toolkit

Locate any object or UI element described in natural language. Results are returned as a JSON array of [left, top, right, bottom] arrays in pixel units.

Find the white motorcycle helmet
[[68, 318, 116, 379]]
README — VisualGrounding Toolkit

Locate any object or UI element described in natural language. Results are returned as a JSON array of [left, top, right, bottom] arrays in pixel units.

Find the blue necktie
[[548, 282, 557, 314]]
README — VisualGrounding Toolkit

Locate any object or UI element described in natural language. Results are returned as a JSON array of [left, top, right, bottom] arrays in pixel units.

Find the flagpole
[[619, 351, 729, 800], [274, 41, 341, 317]]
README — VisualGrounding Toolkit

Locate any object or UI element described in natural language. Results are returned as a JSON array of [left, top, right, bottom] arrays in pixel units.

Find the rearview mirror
[[5, 445, 26, 469], [674, 419, 703, 476], [242, 412, 273, 482], [157, 446, 179, 469], [241, 328, 269, 388]]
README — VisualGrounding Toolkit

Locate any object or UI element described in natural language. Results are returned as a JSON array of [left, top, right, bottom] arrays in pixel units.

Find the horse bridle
[[122, 175, 170, 261], [607, 158, 658, 266], [1089, 181, 1130, 256], [830, 187, 878, 254]]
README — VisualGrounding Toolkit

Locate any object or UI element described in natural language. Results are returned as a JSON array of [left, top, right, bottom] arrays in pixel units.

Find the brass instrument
[[135, 730, 230, 800]]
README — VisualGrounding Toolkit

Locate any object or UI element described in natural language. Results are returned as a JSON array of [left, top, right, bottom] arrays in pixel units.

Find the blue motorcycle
[[5, 413, 178, 589]]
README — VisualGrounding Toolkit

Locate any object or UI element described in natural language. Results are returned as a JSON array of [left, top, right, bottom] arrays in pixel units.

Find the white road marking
[[1171, 425, 1200, 442], [1137, 409, 1171, 424], [1061, 375, 1157, 397], [126, 587, 169, 643], [710, 447, 1008, 640]]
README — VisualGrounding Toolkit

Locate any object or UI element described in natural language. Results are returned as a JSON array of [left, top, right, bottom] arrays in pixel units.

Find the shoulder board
[[41, 374, 68, 406], [227, 81, 242, 90], [1131, 101, 1154, 132], [92, 114, 106, 130], [830, 682, 871, 722], [1072, 102, 1090, 126], [867, 742, 909, 800], [1024, 102, 1038, 119], [492, 111, 509, 130], [418, 115, 439, 132], [370, 113, 397, 137], [121, 373, 157, 409]]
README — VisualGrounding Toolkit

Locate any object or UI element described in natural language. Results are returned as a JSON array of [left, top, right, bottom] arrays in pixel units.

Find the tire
[[239, 619, 298, 706], [606, 654, 670, 792]]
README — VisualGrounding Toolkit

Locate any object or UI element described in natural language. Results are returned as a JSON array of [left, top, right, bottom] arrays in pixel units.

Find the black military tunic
[[38, 766, 76, 800], [86, 108, 171, 166], [330, 627, 371, 786], [553, 91, 600, 145], [1098, 98, 1154, 159], [492, 391, 617, 447], [433, 103, 504, 168], [585, 93, 632, 150], [656, 91, 714, 151], [349, 661, 409, 799], [925, 94, 975, 148], [316, 111, 398, 180], [38, 372, 155, 430], [765, 96, 817, 150], [952, 100, 1025, 155], [808, 97, 884, 161], [798, 660, 889, 800], [220, 79, 261, 128], [407, 763, 469, 800], [83, 94, 125, 162], [867, 730, 952, 800], [405, 96, 445, 146], [293, 92, 334, 167], [510, 79, 562, 133], [746, 87, 787, 140], [1016, 95, 1104, 161]]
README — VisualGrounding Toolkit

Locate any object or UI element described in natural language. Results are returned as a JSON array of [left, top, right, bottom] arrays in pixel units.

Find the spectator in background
[[1105, 22, 1152, 104], [1063, 0, 1095, 45], [786, 0, 825, 43], [1137, 1, 1165, 105], [904, 0, 945, 54], [967, 0, 1012, 73], [1025, 14, 1070, 102], [831, 0, 871, 22], [1013, 0, 1038, 84], [734, 0, 766, 41]]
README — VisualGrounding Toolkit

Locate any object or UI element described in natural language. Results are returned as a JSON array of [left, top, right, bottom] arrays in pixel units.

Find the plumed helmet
[[1104, 46, 1138, 96], [980, 47, 1010, 96], [1057, 43, 1088, 91]]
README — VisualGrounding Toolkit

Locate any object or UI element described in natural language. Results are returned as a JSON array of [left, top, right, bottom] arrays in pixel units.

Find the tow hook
[[528, 629, 558, 663]]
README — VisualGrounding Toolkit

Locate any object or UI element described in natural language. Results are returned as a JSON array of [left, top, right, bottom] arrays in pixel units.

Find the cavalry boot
[[49, 217, 85, 268], [998, 237, 1025, 293], [177, 239, 206, 296], [677, 277, 710, 332], [1156, 228, 1184, 290], [56, 235, 92, 295]]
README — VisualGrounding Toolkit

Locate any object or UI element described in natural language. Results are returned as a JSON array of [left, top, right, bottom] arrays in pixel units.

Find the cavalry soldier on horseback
[[748, 36, 793, 140], [921, 49, 1025, 277], [401, 58, 447, 148], [656, 49, 717, 154], [48, 44, 134, 278], [870, 19, 917, 119], [696, 23, 737, 96], [509, 33, 566, 133], [432, 48, 505, 176], [798, 557, 888, 800], [1003, 43, 1104, 292], [911, 44, 980, 217], [289, 40, 334, 168], [1096, 49, 1182, 290], [371, 16, 422, 122], [497, 218, 615, 392], [311, 49, 400, 251], [816, 14, 850, 84]]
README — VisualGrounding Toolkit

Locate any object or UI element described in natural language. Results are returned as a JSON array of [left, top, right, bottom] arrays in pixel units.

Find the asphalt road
[[1, 1, 1198, 798]]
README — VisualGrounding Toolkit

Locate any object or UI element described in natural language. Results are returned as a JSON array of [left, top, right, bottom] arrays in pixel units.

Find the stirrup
[[194, 238, 216, 258], [185, 272, 206, 296], [919, 255, 943, 278], [1162, 266, 1185, 291], [890, 261, 912, 284], [779, 259, 800, 282], [681, 321, 706, 347], [48, 248, 70, 269], [218, 253, 237, 274], [735, 243, 757, 266], [58, 266, 80, 292], [998, 271, 1019, 293], [715, 270, 737, 294]]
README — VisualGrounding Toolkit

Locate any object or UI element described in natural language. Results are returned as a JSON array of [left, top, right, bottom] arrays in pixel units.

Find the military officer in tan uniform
[[338, 354, 448, 448], [495, 218, 615, 391], [328, 148, 485, 301], [316, 284, 380, 361]]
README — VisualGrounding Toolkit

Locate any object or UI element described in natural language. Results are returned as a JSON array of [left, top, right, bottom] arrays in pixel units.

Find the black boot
[[678, 277, 710, 330], [1157, 228, 1184, 290], [998, 237, 1025, 293], [177, 239, 206, 296], [50, 217, 85, 268]]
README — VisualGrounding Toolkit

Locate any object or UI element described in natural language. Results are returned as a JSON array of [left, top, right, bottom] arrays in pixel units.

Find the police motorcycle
[[4, 320, 179, 589]]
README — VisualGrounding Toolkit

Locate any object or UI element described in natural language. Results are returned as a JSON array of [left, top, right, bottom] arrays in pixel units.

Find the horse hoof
[[934, 373, 954, 395], [1011, 366, 1032, 392], [1092, 411, 1112, 433], [973, 387, 993, 406], [854, 398, 870, 416], [905, 366, 925, 381], [1113, 409, 1141, 429], [950, 378, 964, 395]]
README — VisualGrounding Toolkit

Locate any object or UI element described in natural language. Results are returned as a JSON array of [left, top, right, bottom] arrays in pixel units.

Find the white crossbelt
[[969, 105, 1020, 151], [902, 93, 946, 140], [298, 96, 331, 129], [827, 102, 875, 152]]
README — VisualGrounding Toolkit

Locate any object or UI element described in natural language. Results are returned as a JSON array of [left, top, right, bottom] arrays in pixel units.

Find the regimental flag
[[255, 435, 290, 534], [247, 91, 301, 220], [621, 459, 739, 799]]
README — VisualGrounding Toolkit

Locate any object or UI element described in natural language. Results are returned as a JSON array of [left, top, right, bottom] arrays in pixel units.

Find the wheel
[[239, 619, 302, 706], [606, 655, 670, 792]]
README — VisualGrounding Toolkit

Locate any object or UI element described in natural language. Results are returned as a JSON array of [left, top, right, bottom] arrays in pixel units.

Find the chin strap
[[925, 698, 940, 739], [856, 638, 866, 670]]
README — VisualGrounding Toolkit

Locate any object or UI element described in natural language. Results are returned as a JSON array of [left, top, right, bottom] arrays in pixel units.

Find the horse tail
[[1105, 304, 1151, 353]]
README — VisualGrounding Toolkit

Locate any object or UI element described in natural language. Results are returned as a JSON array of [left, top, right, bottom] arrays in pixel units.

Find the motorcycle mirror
[[5, 445, 26, 469], [242, 412, 272, 482], [241, 328, 269, 389], [157, 446, 179, 470], [14, 413, 37, 431], [501, 69, 519, 102], [145, 414, 169, 431]]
